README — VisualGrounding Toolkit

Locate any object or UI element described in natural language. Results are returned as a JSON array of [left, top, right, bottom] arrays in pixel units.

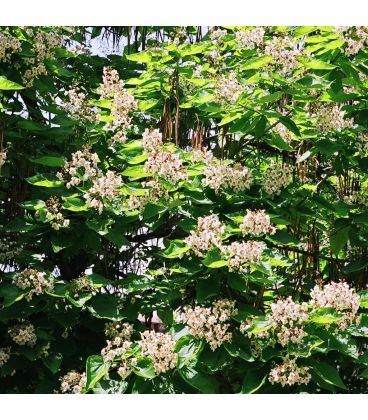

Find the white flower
[[264, 36, 303, 75], [97, 67, 137, 144], [142, 128, 163, 153], [13, 269, 53, 301], [221, 240, 266, 272], [215, 71, 243, 104], [0, 151, 7, 169], [240, 209, 276, 236], [269, 356, 311, 386], [315, 104, 353, 133], [180, 299, 237, 351], [203, 161, 253, 194], [270, 297, 309, 346], [45, 197, 69, 230], [144, 149, 187, 184], [139, 330, 177, 374], [84, 170, 122, 214], [0, 32, 21, 62], [185, 214, 225, 256], [60, 371, 86, 394], [57, 146, 101, 188], [310, 281, 360, 328], [126, 180, 169, 212], [263, 162, 293, 195], [8, 322, 37, 347], [64, 84, 98, 122], [235, 27, 265, 50], [0, 347, 11, 367]]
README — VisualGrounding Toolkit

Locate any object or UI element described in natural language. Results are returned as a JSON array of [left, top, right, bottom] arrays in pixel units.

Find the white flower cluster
[[72, 44, 91, 56], [215, 71, 243, 104], [270, 297, 309, 347], [70, 275, 94, 295], [139, 330, 177, 374], [101, 337, 132, 362], [263, 162, 293, 195], [0, 234, 22, 262], [310, 281, 360, 328], [180, 299, 237, 351], [338, 26, 368, 56], [13, 268, 54, 301], [0, 347, 11, 367], [315, 104, 353, 133], [126, 180, 169, 212], [202, 161, 253, 194], [23, 29, 64, 87], [105, 321, 133, 340], [221, 241, 266, 272], [342, 185, 368, 207], [272, 123, 294, 144], [209, 28, 227, 43], [117, 358, 137, 380], [191, 148, 216, 165], [60, 371, 86, 394], [101, 322, 133, 362], [269, 356, 311, 387], [264, 36, 302, 75], [39, 342, 51, 358], [142, 128, 187, 184], [0, 151, 6, 169], [185, 214, 225, 256], [144, 149, 188, 184], [357, 133, 368, 156], [8, 322, 37, 347], [0, 32, 21, 62], [142, 128, 163, 153], [240, 209, 276, 236], [98, 67, 137, 144], [57, 146, 101, 188], [64, 84, 98, 122], [45, 196, 70, 230], [83, 170, 122, 214], [235, 27, 265, 50]]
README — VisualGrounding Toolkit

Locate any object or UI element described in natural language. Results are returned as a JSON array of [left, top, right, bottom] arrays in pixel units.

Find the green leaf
[[279, 116, 301, 136], [309, 308, 342, 324], [178, 364, 218, 393], [162, 240, 190, 258], [132, 357, 156, 379], [309, 360, 347, 390], [358, 290, 368, 309], [330, 226, 350, 254], [26, 174, 64, 188], [138, 99, 159, 111], [175, 335, 204, 368], [33, 155, 65, 167], [62, 197, 88, 212], [0, 284, 25, 307], [242, 55, 272, 70], [86, 355, 111, 390], [0, 76, 24, 90], [105, 230, 130, 247], [122, 165, 148, 179], [303, 59, 336, 70], [88, 295, 123, 320], [203, 248, 228, 268], [43, 353, 62, 374], [241, 370, 267, 394], [126, 51, 152, 63], [127, 154, 149, 165], [196, 276, 220, 303]]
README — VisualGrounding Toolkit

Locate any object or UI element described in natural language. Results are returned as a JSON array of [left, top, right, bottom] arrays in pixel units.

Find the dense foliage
[[0, 26, 367, 394]]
